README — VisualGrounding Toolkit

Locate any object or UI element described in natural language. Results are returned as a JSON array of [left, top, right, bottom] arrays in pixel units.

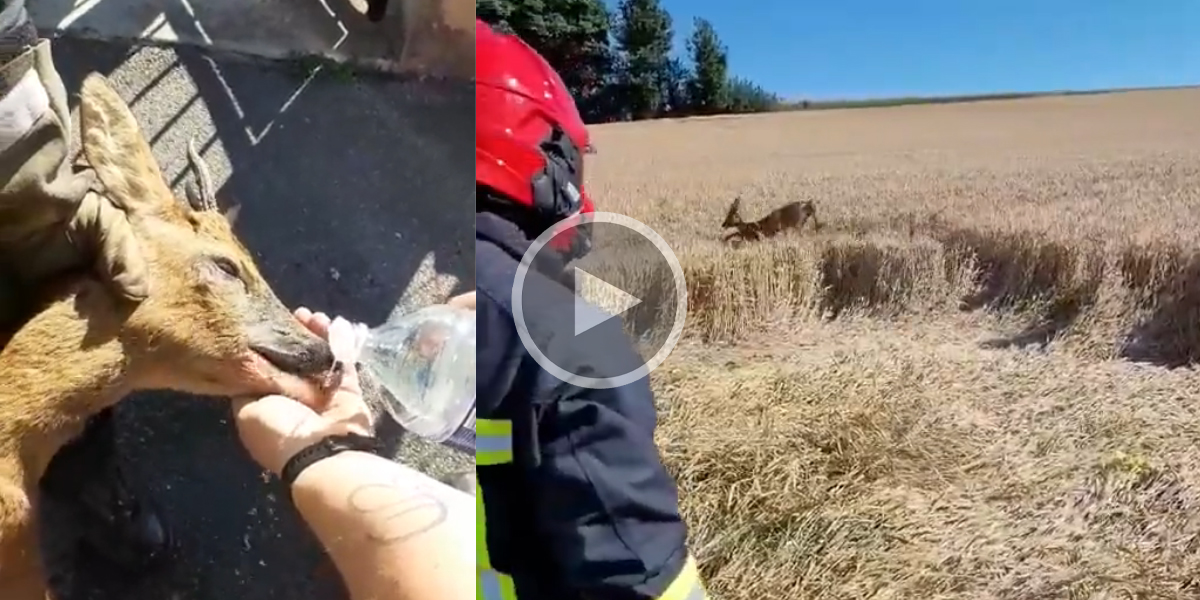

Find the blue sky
[[609, 0, 1199, 100]]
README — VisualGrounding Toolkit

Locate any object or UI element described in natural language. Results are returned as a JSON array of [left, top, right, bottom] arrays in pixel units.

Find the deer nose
[[248, 322, 335, 378]]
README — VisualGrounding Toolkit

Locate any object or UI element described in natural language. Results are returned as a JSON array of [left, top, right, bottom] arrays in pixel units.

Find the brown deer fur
[[0, 74, 334, 599], [721, 197, 820, 244]]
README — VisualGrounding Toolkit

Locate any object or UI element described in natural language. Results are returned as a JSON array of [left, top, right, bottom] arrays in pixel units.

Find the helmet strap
[[530, 125, 584, 223]]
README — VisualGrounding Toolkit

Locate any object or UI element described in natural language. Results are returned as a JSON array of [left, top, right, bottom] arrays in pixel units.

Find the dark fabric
[[476, 212, 691, 600], [39, 408, 173, 571], [477, 186, 552, 241]]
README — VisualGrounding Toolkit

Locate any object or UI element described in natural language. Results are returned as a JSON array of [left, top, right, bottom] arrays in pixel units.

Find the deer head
[[75, 73, 332, 401], [721, 197, 743, 228]]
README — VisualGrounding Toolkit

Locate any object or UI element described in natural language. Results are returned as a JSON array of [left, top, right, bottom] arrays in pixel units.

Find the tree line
[[477, 0, 784, 123]]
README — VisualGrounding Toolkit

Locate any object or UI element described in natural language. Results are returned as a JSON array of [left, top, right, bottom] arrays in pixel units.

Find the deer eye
[[210, 256, 241, 279]]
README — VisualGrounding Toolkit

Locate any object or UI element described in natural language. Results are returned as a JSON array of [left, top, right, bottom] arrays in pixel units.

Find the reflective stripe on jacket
[[476, 417, 708, 600], [477, 419, 517, 599]]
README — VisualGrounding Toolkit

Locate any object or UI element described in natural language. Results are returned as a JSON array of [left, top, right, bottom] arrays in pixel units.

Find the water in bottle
[[328, 304, 476, 443]]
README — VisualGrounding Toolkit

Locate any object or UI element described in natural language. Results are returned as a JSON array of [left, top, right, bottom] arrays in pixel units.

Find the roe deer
[[34, 138, 245, 576], [0, 74, 335, 599], [721, 197, 820, 244]]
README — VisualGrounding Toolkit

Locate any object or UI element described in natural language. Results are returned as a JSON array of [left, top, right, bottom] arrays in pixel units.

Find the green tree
[[613, 0, 674, 119], [660, 57, 691, 115], [476, 0, 515, 33], [725, 76, 782, 113], [476, 0, 615, 104], [685, 17, 729, 115], [480, 1, 784, 121]]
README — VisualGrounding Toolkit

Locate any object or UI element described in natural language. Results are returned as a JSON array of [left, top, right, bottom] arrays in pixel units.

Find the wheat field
[[583, 88, 1200, 599]]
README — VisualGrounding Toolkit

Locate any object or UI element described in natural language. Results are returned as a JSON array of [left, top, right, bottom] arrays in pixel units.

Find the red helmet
[[476, 19, 595, 254]]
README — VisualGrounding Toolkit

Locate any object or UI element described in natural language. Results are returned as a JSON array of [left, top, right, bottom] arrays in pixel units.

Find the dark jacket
[[475, 211, 691, 599]]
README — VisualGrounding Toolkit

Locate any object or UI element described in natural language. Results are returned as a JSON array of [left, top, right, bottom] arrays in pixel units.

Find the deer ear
[[78, 73, 174, 214], [723, 197, 741, 218]]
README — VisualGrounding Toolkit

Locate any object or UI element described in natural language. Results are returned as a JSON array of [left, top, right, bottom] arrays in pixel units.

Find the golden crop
[[583, 88, 1200, 599]]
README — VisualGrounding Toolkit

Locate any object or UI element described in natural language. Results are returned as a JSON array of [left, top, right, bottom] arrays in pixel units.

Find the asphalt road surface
[[36, 38, 474, 600]]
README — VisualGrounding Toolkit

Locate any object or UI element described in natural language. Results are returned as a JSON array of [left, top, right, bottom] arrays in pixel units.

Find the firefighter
[[0, 3, 163, 569], [475, 19, 709, 600]]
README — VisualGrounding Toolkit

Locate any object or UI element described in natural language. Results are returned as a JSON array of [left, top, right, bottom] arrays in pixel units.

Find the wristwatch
[[281, 433, 388, 486]]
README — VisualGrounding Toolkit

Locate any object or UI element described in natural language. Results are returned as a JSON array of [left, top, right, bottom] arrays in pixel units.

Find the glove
[[0, 39, 148, 320]]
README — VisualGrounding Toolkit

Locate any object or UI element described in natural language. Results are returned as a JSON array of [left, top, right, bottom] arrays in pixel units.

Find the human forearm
[[291, 451, 474, 600]]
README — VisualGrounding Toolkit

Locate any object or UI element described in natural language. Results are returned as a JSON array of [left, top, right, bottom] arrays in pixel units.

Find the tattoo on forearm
[[346, 478, 449, 545]]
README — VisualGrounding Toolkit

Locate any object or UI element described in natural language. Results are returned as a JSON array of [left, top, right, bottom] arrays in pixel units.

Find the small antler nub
[[185, 138, 218, 212]]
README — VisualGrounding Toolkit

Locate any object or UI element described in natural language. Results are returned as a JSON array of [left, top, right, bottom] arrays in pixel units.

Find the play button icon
[[511, 211, 688, 390], [574, 268, 642, 335]]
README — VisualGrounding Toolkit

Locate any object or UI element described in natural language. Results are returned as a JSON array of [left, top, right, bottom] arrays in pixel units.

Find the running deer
[[721, 197, 820, 244], [0, 74, 334, 599]]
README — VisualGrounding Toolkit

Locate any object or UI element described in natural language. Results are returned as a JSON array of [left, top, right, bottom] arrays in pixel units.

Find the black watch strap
[[281, 433, 387, 487]]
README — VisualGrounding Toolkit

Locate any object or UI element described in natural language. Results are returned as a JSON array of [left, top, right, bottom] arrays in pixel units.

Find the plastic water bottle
[[332, 304, 476, 443]]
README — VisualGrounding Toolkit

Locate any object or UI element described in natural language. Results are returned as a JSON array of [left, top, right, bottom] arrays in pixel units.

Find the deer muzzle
[[247, 321, 335, 379]]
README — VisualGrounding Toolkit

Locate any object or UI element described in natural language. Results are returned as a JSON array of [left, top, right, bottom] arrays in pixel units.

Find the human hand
[[447, 291, 475, 311], [231, 307, 375, 476], [0, 185, 149, 300], [69, 188, 151, 302]]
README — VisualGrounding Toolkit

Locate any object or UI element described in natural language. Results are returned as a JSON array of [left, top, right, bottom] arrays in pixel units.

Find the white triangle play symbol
[[574, 267, 642, 336]]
